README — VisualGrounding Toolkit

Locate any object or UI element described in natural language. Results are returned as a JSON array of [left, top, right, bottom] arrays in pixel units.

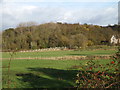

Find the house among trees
[[111, 35, 120, 45]]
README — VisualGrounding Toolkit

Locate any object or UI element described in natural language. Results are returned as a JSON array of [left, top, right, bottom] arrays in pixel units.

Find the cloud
[[82, 7, 118, 25], [1, 2, 118, 30], [0, 3, 3, 30]]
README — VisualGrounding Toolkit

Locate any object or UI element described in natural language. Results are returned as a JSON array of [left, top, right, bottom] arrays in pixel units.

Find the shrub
[[75, 47, 120, 88]]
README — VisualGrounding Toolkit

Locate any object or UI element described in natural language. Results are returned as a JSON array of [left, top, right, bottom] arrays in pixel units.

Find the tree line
[[2, 22, 120, 51]]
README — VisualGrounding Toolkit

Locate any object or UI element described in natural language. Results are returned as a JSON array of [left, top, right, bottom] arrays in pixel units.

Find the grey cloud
[[85, 8, 117, 25], [2, 3, 118, 30]]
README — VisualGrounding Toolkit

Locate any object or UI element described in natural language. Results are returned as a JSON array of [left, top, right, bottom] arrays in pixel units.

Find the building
[[111, 35, 120, 44]]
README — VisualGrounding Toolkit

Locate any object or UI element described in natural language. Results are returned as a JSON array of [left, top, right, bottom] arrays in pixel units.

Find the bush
[[75, 47, 120, 88]]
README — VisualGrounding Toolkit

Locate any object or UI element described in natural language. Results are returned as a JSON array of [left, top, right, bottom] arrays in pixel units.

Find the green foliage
[[75, 47, 120, 88], [2, 23, 119, 51]]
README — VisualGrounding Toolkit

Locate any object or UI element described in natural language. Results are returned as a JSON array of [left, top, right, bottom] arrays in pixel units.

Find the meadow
[[2, 49, 116, 58], [2, 49, 118, 88]]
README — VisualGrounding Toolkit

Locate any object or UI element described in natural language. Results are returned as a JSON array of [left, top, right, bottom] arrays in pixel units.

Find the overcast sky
[[0, 0, 119, 30]]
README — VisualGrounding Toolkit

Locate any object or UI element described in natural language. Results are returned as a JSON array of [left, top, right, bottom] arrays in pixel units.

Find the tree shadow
[[16, 68, 79, 88], [28, 68, 78, 82], [16, 67, 119, 88]]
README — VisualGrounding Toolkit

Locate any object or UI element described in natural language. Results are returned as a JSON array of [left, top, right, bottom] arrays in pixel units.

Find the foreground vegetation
[[76, 47, 120, 88]]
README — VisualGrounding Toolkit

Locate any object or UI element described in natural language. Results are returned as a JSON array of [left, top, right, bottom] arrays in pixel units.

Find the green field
[[2, 49, 117, 88], [2, 59, 114, 88], [2, 49, 116, 58]]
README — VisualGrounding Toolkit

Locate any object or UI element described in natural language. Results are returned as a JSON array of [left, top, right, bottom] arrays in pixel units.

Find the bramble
[[111, 61, 115, 64]]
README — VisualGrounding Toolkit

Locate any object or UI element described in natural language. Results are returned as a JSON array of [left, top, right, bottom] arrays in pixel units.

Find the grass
[[2, 59, 114, 88], [2, 49, 116, 58], [2, 49, 117, 88]]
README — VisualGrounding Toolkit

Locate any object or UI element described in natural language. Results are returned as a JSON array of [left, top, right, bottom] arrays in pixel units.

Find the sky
[[0, 0, 119, 30], [119, 1, 120, 24]]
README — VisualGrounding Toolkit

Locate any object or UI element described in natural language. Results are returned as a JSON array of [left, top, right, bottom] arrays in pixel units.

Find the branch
[[105, 81, 120, 88]]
